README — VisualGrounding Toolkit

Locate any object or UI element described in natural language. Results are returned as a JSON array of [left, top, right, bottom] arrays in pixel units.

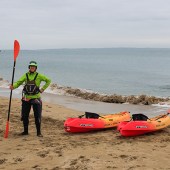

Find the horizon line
[[1, 47, 170, 50]]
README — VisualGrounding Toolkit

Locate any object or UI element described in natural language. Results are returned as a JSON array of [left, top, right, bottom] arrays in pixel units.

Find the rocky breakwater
[[64, 87, 169, 105]]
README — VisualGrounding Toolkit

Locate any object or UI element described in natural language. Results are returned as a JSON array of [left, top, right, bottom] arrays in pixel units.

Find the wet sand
[[0, 96, 170, 170], [0, 87, 168, 116]]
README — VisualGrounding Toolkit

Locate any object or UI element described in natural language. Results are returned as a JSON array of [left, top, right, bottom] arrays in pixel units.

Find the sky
[[1, 0, 170, 49]]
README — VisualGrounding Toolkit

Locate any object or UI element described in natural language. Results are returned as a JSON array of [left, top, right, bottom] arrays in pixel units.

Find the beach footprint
[[63, 155, 90, 169], [53, 148, 63, 157], [0, 159, 7, 165], [32, 165, 42, 170], [13, 157, 23, 163], [37, 150, 50, 158]]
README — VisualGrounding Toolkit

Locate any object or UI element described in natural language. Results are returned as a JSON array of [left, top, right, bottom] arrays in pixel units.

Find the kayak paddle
[[4, 40, 20, 138]]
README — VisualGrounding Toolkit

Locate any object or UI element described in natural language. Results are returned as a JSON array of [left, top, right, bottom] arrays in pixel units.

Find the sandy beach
[[0, 96, 170, 170]]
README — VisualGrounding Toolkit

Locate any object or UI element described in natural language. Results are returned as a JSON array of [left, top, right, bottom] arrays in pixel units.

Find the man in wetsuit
[[10, 61, 51, 137]]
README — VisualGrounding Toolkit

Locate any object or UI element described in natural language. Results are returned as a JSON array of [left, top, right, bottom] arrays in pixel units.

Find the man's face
[[29, 66, 36, 72]]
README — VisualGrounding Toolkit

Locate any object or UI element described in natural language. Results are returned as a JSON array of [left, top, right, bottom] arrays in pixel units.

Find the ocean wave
[[159, 85, 170, 90], [152, 102, 170, 108], [0, 77, 169, 106], [0, 77, 9, 87]]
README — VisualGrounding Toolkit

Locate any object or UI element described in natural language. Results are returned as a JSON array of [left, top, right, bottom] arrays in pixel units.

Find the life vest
[[23, 73, 40, 95]]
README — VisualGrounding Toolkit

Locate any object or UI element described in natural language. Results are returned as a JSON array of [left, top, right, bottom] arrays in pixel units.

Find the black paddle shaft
[[7, 60, 16, 121]]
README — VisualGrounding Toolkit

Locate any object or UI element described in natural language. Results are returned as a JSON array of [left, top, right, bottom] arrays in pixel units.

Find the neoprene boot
[[20, 126, 28, 135], [37, 131, 43, 137], [36, 124, 43, 137]]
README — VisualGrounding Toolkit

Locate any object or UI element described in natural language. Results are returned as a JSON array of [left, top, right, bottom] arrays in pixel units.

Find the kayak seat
[[132, 114, 149, 121], [85, 112, 100, 119]]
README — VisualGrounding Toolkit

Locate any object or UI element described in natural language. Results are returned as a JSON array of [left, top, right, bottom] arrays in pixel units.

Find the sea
[[1, 48, 170, 97], [1, 48, 170, 114]]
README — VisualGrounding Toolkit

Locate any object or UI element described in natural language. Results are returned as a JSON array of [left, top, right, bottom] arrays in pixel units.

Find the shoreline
[[0, 96, 170, 169], [0, 87, 169, 116], [1, 77, 170, 106]]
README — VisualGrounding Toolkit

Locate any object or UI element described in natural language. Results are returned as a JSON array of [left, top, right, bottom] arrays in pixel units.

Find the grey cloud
[[0, 0, 170, 49]]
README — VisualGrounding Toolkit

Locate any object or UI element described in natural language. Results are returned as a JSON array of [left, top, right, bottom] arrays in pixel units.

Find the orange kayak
[[64, 111, 131, 133], [118, 113, 170, 137]]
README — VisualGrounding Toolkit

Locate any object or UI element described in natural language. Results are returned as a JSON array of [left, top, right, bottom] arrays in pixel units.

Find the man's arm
[[11, 74, 26, 89], [39, 74, 51, 92]]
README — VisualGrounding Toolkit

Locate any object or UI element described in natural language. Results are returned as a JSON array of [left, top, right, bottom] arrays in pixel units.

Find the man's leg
[[21, 100, 31, 135], [32, 99, 42, 137]]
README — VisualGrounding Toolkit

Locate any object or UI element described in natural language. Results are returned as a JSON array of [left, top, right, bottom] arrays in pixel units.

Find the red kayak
[[118, 113, 170, 137], [64, 111, 131, 133]]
